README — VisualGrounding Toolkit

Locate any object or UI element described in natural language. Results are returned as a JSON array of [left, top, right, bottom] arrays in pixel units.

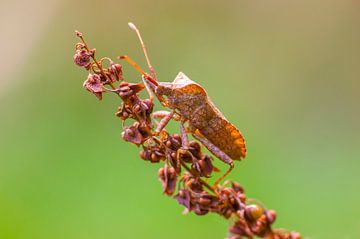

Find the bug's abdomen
[[198, 116, 246, 160]]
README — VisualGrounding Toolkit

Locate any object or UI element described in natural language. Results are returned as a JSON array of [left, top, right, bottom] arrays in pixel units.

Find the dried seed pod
[[175, 189, 191, 210], [158, 166, 177, 196], [198, 155, 213, 177], [142, 99, 154, 114], [245, 204, 263, 221], [115, 104, 132, 121], [189, 140, 201, 158], [74, 49, 91, 68], [83, 73, 103, 100], [121, 122, 143, 146], [228, 217, 253, 238], [107, 62, 123, 82], [266, 210, 277, 224]]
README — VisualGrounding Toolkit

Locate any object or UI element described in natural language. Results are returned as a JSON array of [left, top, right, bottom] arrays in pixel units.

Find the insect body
[[122, 22, 246, 186], [156, 72, 246, 160]]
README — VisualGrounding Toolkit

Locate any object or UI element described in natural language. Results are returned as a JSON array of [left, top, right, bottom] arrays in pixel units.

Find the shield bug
[[120, 23, 246, 186]]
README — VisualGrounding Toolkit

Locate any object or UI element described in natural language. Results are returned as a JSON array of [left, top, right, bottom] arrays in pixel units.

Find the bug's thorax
[[156, 72, 207, 119]]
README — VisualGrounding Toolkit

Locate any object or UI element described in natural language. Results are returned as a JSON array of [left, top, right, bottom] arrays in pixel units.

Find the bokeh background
[[1, 0, 359, 238]]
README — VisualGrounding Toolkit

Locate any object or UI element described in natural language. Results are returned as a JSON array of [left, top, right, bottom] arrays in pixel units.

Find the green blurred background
[[1, 0, 359, 238]]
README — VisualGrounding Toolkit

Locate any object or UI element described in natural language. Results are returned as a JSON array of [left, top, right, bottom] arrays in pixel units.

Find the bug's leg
[[177, 120, 201, 172], [141, 75, 156, 101], [152, 110, 180, 121], [192, 131, 234, 188], [153, 110, 176, 136]]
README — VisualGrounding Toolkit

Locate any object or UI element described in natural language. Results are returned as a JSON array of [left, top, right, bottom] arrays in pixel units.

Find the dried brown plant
[[73, 26, 301, 239]]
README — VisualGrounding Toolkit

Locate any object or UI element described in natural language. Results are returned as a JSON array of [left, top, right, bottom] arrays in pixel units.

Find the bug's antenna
[[128, 22, 157, 81]]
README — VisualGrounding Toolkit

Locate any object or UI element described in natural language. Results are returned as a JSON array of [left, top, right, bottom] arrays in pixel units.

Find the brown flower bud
[[142, 99, 153, 114], [189, 141, 201, 158], [107, 62, 123, 82], [117, 82, 145, 99], [139, 150, 150, 161], [175, 189, 191, 210], [228, 218, 253, 238], [121, 122, 143, 146], [115, 105, 132, 120], [231, 182, 244, 193], [158, 166, 177, 196], [193, 204, 209, 216], [245, 204, 263, 221], [198, 155, 213, 177], [74, 49, 91, 68], [266, 210, 277, 224], [223, 208, 234, 219], [83, 74, 103, 100]]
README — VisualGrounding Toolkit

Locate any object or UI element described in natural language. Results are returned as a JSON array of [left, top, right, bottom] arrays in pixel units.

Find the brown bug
[[120, 23, 246, 186]]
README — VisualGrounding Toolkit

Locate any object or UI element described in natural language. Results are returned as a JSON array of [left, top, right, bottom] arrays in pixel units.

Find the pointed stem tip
[[128, 22, 137, 31], [75, 30, 82, 37]]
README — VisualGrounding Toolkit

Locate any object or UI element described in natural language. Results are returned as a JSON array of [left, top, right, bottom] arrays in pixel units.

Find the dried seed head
[[198, 155, 213, 177], [83, 74, 103, 100], [175, 189, 191, 210], [115, 104, 132, 120], [117, 82, 145, 99], [189, 141, 201, 158], [158, 166, 177, 196], [107, 62, 123, 82], [121, 122, 143, 146], [74, 49, 91, 68], [142, 99, 154, 114], [228, 218, 253, 238]]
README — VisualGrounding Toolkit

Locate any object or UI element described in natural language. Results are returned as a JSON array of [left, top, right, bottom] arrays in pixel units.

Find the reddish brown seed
[[222, 188, 232, 196], [267, 210, 277, 224], [199, 197, 212, 206], [166, 140, 172, 148], [224, 208, 233, 219], [245, 204, 263, 221], [139, 151, 147, 160], [239, 194, 246, 202], [151, 153, 157, 161]]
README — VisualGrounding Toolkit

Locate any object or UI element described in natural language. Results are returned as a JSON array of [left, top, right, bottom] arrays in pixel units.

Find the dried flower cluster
[[73, 29, 301, 239]]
